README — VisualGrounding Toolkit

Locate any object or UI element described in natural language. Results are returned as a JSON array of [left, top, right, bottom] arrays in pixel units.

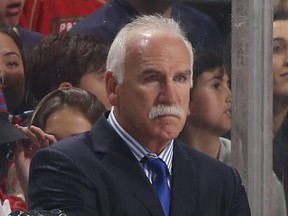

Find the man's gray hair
[[106, 14, 194, 84]]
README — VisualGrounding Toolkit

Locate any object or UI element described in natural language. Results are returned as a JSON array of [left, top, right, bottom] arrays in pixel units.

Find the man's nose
[[158, 80, 177, 104]]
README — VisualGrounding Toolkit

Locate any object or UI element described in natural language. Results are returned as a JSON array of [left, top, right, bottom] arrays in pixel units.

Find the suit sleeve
[[229, 167, 251, 216], [28, 147, 100, 216]]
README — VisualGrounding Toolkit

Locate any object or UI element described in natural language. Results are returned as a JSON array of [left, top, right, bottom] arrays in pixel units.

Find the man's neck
[[142, 140, 173, 155], [109, 108, 173, 155]]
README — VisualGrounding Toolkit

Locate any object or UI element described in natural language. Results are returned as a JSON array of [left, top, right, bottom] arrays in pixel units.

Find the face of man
[[0, 32, 25, 112], [0, 0, 25, 27], [108, 31, 192, 151], [188, 68, 231, 136], [273, 20, 288, 100]]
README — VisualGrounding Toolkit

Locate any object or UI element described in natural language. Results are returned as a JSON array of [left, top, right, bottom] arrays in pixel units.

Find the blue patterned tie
[[146, 158, 171, 216]]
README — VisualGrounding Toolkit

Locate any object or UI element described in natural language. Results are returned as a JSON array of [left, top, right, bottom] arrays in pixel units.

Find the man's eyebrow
[[4, 51, 21, 58], [141, 69, 192, 76], [142, 68, 161, 75], [178, 70, 192, 76]]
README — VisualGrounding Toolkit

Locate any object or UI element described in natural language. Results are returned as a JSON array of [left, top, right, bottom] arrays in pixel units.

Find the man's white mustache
[[149, 104, 185, 119]]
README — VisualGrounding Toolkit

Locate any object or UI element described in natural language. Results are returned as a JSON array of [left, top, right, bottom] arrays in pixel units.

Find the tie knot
[[146, 158, 169, 178]]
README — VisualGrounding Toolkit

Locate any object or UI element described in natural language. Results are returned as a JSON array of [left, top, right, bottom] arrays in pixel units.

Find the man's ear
[[105, 71, 119, 106], [59, 82, 73, 89]]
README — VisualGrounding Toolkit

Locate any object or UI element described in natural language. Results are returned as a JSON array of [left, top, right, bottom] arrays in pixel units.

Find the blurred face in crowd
[[273, 19, 288, 100], [0, 0, 25, 27], [79, 70, 111, 110], [107, 31, 192, 151], [0, 32, 25, 112], [188, 68, 231, 135], [44, 107, 92, 141]]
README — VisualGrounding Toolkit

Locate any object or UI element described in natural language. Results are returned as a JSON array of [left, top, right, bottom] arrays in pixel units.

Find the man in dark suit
[[28, 14, 251, 216]]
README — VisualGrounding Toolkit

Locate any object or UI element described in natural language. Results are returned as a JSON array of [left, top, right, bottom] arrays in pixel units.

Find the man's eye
[[145, 75, 159, 82], [174, 75, 187, 83]]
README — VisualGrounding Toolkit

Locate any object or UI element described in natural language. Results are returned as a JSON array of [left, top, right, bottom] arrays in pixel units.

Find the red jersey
[[19, 0, 107, 35]]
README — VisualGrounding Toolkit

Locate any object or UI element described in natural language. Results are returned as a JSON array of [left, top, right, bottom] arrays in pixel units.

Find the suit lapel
[[91, 114, 165, 216], [170, 141, 198, 216]]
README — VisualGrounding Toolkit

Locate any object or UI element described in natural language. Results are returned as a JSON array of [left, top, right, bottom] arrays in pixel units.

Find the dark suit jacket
[[28, 113, 251, 216]]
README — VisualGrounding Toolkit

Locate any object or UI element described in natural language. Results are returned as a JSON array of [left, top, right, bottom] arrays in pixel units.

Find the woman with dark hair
[[0, 22, 27, 114], [0, 23, 25, 209]]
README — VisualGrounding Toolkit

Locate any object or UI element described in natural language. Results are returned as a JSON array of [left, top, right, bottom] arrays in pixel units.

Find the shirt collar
[[107, 107, 173, 174]]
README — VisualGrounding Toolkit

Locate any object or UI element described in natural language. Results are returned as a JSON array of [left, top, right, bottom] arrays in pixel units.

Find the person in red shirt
[[19, 0, 108, 35]]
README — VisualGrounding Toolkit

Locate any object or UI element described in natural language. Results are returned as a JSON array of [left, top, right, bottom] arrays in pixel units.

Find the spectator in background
[[0, 22, 26, 115], [27, 32, 110, 110], [178, 49, 232, 164], [0, 23, 29, 212], [0, 0, 44, 56], [15, 87, 106, 202], [272, 8, 288, 212], [0, 0, 44, 118], [0, 12, 40, 214], [70, 0, 224, 53], [19, 0, 108, 35]]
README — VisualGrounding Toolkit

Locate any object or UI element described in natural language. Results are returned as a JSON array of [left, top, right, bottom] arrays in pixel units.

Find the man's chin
[[158, 126, 182, 139]]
